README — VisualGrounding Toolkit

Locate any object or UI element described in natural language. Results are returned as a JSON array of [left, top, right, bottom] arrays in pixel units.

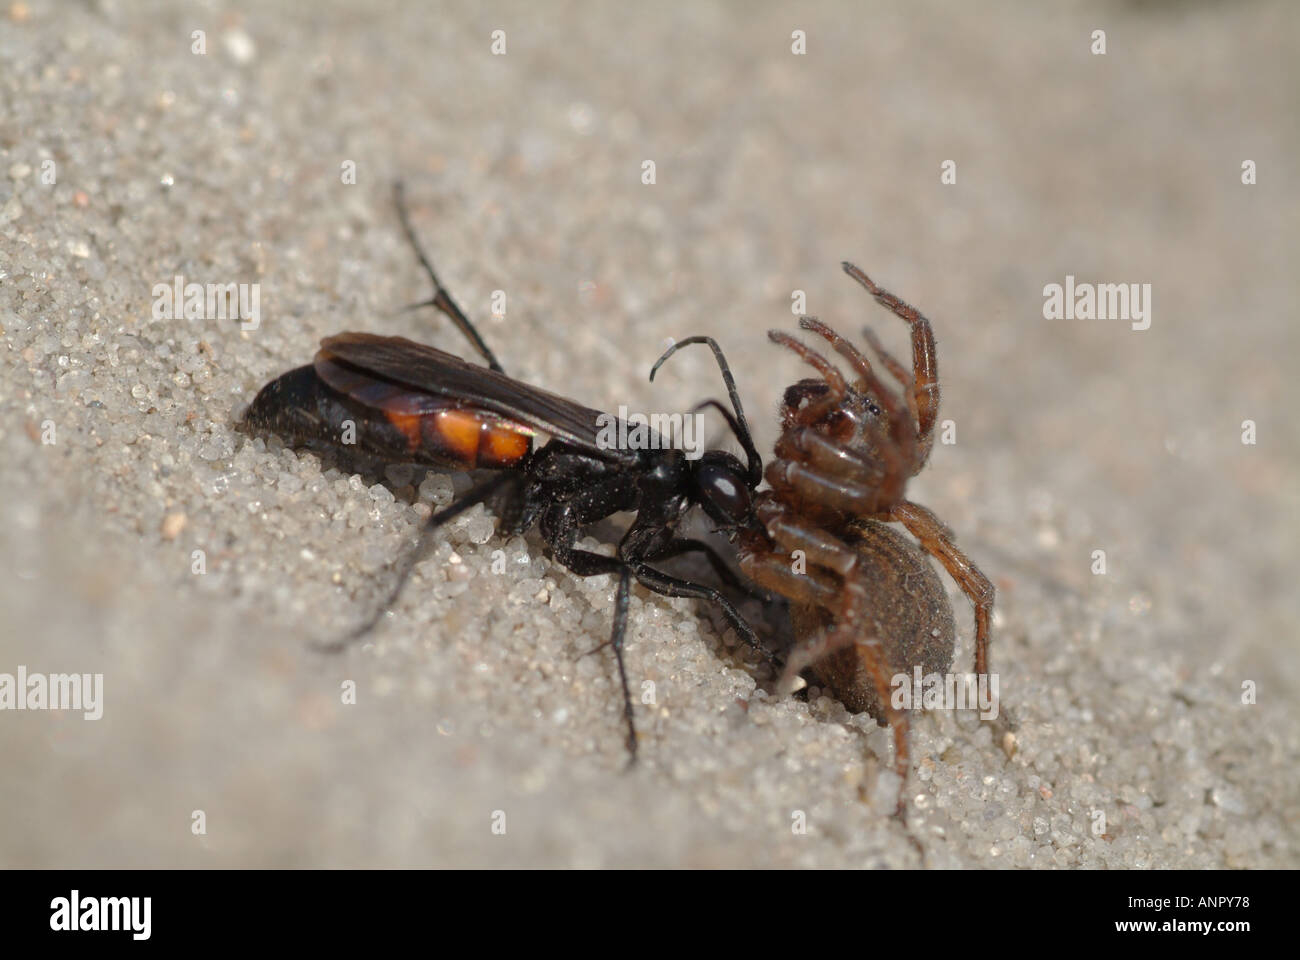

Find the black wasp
[[244, 184, 767, 759]]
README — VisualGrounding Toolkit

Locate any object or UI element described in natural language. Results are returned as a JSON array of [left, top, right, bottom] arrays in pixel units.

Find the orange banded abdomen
[[314, 352, 534, 469], [383, 406, 532, 469]]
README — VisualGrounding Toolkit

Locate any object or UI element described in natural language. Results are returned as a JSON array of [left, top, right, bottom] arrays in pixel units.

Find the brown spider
[[737, 262, 994, 820]]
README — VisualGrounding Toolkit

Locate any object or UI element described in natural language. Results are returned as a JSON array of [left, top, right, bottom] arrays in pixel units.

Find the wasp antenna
[[689, 398, 747, 452], [649, 335, 761, 485]]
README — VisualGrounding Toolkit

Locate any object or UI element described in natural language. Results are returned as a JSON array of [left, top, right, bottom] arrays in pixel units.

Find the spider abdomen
[[791, 519, 956, 723]]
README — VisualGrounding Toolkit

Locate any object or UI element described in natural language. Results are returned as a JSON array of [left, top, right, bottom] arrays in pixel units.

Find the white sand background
[[1, 1, 1296, 867]]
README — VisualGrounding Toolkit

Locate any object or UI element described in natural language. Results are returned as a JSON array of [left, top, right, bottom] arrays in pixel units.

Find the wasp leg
[[545, 504, 640, 761], [392, 181, 505, 373], [641, 537, 769, 599], [315, 471, 517, 654]]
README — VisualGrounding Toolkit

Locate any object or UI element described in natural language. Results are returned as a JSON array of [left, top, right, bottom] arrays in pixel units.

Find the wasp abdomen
[[244, 359, 534, 470]]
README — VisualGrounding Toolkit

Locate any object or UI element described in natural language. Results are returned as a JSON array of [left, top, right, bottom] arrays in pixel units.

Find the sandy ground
[[1, 0, 1296, 868]]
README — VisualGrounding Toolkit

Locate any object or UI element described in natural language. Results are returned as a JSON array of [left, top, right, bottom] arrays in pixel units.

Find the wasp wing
[[317, 332, 635, 463]]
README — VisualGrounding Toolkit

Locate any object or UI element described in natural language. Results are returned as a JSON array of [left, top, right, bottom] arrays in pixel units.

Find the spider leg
[[779, 588, 912, 824], [737, 547, 841, 609], [767, 329, 851, 426], [858, 325, 925, 465], [737, 503, 925, 853], [797, 316, 876, 379], [768, 328, 847, 393], [772, 426, 902, 512], [798, 317, 911, 443], [791, 316, 919, 476], [888, 500, 994, 677], [756, 497, 865, 578], [841, 262, 940, 466]]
